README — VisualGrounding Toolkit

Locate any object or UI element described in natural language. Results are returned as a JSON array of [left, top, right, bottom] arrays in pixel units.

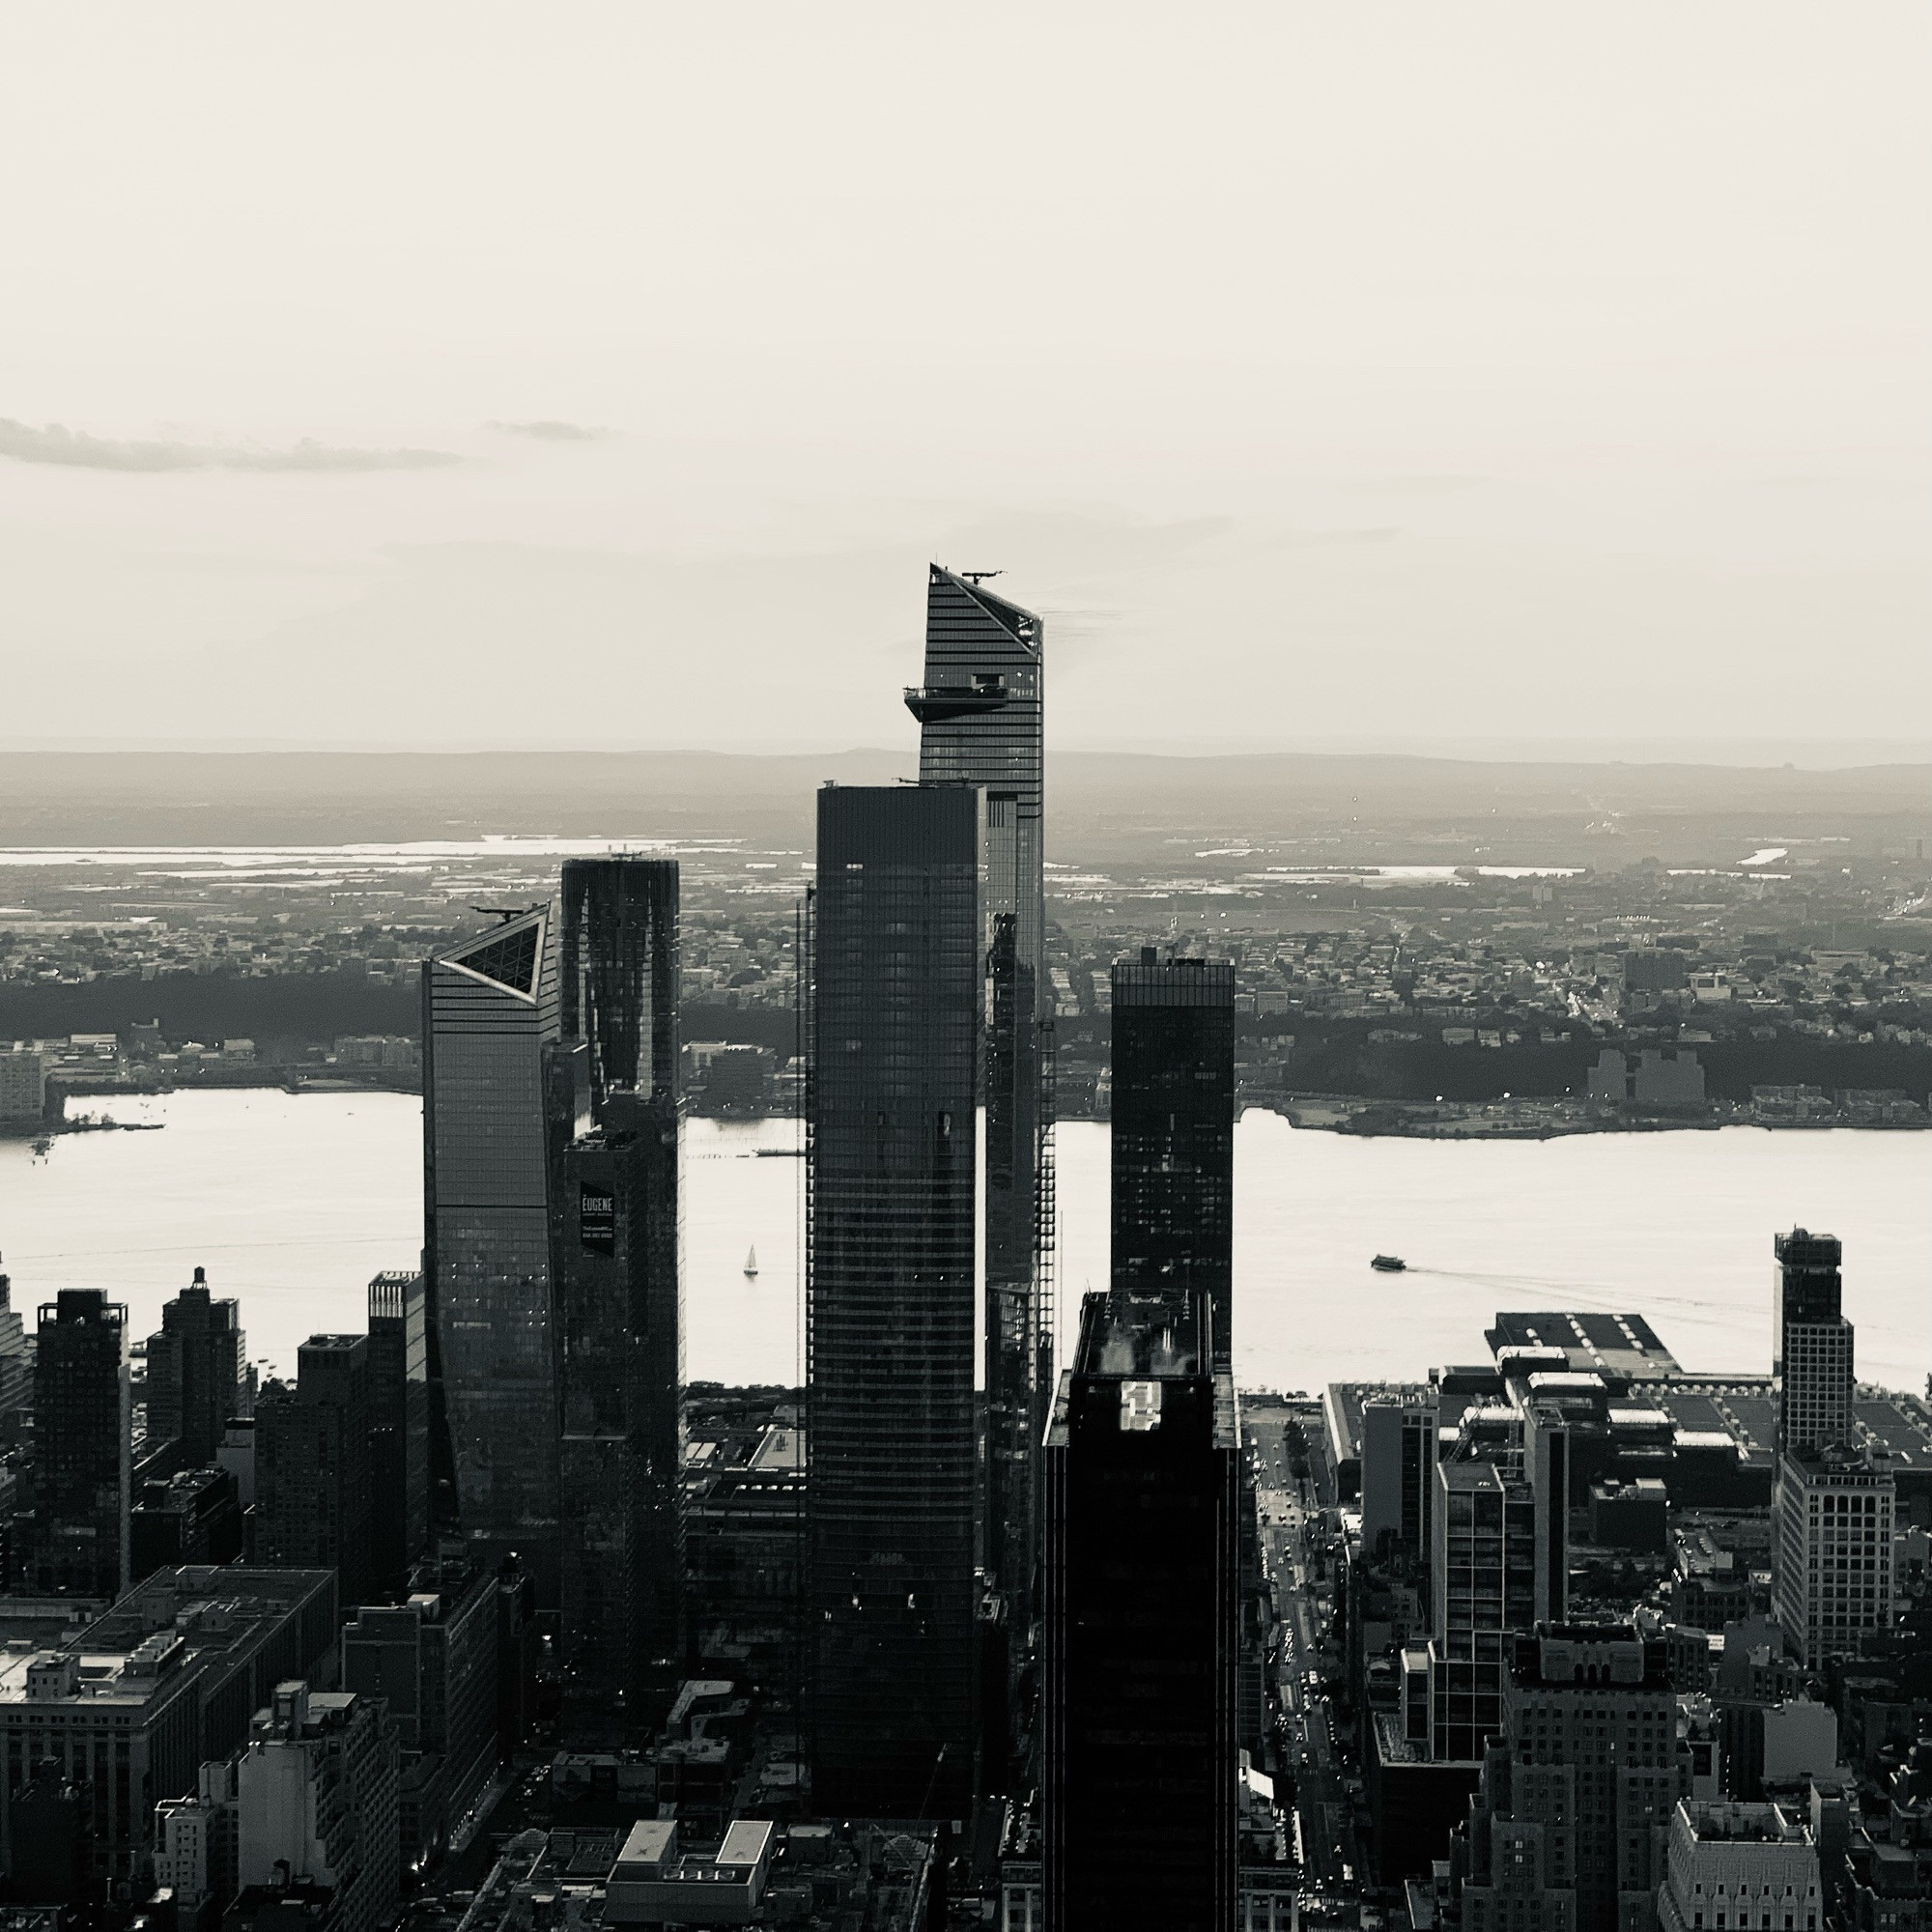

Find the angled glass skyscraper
[[809, 782, 980, 1819], [906, 564, 1050, 1626], [422, 905, 563, 1604], [554, 857, 684, 1734]]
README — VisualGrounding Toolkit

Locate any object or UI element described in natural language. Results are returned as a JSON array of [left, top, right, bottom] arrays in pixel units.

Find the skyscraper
[[1768, 1228, 1893, 1669], [1042, 1287, 1239, 1932], [559, 856, 680, 1116], [809, 781, 980, 1818], [256, 1333, 375, 1607], [1110, 952, 1236, 1371], [906, 565, 1050, 1617], [553, 857, 683, 1732], [367, 1270, 431, 1598], [145, 1266, 244, 1467], [422, 904, 563, 1603], [1772, 1227, 1853, 1457], [25, 1290, 129, 1599]]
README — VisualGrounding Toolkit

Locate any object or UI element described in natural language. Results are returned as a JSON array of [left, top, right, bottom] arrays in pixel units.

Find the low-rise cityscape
[[6, 857, 1931, 1135]]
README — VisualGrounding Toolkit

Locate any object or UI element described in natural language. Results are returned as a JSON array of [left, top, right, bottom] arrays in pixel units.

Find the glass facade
[[559, 857, 680, 1114], [367, 1270, 431, 1598], [555, 1098, 684, 1733], [422, 905, 563, 1605], [1110, 955, 1236, 1372], [909, 564, 1051, 1624], [809, 782, 980, 1819], [554, 858, 683, 1734]]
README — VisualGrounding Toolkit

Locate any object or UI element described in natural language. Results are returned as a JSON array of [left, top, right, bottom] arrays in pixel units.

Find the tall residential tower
[[1769, 1228, 1893, 1669], [26, 1291, 129, 1600], [145, 1267, 244, 1467]]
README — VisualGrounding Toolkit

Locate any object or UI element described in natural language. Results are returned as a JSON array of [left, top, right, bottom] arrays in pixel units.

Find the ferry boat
[[1370, 1254, 1406, 1274]]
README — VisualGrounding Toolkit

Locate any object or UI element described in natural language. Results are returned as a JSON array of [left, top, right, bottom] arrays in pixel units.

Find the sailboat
[[743, 1245, 758, 1279]]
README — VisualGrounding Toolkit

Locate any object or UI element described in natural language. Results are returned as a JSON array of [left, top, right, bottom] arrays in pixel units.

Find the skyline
[[0, 6, 1926, 1916]]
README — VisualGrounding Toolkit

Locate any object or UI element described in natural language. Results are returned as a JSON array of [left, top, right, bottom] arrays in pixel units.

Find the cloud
[[0, 418, 460, 472], [490, 419, 605, 441]]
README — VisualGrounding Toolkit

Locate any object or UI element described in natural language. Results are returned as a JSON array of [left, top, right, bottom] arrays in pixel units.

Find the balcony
[[903, 678, 1010, 724]]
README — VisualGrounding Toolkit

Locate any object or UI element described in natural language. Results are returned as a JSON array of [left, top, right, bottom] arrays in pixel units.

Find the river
[[0, 1092, 1925, 1393]]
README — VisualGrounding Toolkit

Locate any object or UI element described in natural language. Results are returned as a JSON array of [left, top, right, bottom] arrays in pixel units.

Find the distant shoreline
[[8, 1082, 1922, 1146], [1256, 1096, 1929, 1140]]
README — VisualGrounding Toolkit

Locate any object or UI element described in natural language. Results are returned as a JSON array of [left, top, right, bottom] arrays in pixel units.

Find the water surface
[[1, 1094, 1924, 1392]]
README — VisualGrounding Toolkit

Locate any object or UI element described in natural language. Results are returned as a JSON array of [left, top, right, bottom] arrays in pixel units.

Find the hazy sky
[[1, 3, 1924, 754]]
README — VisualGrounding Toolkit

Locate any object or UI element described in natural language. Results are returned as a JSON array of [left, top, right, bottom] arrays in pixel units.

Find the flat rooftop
[[1487, 1311, 1682, 1379], [1681, 1801, 1807, 1844]]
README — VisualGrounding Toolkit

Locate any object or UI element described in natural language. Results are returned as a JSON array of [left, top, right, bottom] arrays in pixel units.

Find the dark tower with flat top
[[1110, 952, 1236, 1373], [808, 781, 980, 1818], [1043, 1286, 1239, 1931]]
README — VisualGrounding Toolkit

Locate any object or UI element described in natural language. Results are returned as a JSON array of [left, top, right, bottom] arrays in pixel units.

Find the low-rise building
[[341, 1562, 499, 1867], [0, 1566, 336, 1890], [235, 1681, 399, 1932]]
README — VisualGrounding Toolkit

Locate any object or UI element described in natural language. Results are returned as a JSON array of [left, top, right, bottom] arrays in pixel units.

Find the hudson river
[[1, 1093, 1925, 1394]]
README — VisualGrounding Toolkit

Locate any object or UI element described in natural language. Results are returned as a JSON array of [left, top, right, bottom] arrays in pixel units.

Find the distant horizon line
[[2, 735, 1930, 774]]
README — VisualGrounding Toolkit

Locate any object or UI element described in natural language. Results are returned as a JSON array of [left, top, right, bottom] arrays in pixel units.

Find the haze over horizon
[[2, 3, 1924, 755]]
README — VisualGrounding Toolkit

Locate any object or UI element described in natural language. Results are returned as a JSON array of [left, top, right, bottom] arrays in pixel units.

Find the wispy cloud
[[0, 418, 460, 472], [490, 419, 606, 441]]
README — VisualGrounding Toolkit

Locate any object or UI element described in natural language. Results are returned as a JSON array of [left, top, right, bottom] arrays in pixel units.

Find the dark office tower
[[1042, 1288, 1238, 1932], [555, 1092, 684, 1735], [553, 857, 682, 1734], [145, 1265, 244, 1466], [559, 856, 679, 1122], [367, 1271, 431, 1596], [1773, 1226, 1852, 1456], [1110, 952, 1236, 1372], [809, 782, 980, 1819], [422, 904, 563, 1604], [907, 566, 1050, 1619], [256, 1333, 374, 1606], [26, 1291, 129, 1599]]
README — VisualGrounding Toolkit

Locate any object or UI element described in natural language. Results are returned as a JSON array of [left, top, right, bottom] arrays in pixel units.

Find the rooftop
[[1679, 1800, 1809, 1845], [1488, 1311, 1682, 1378]]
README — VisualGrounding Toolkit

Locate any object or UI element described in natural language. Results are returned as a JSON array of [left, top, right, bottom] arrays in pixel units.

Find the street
[[1245, 1402, 1366, 1909]]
